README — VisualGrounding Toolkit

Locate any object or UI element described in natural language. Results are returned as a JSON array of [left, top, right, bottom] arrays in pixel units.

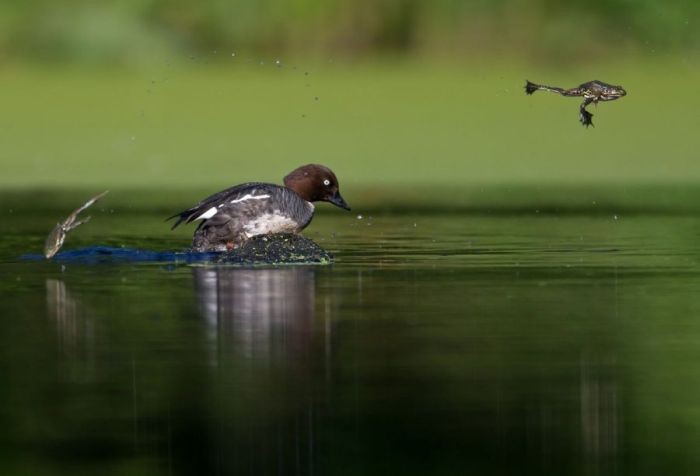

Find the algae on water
[[213, 233, 332, 265]]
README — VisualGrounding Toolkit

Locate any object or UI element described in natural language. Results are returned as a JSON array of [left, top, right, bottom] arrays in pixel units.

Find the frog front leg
[[579, 97, 594, 127]]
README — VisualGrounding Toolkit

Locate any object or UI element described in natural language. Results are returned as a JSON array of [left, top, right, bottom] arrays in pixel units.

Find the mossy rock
[[213, 233, 332, 265]]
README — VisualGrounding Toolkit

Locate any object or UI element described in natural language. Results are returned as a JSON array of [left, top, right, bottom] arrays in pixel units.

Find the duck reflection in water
[[192, 266, 326, 474], [193, 267, 318, 364]]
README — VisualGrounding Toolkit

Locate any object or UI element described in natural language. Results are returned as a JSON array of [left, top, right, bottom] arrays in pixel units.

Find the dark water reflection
[[27, 267, 636, 475], [2, 196, 700, 474]]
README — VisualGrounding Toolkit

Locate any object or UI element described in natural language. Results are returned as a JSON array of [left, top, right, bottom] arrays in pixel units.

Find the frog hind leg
[[524, 80, 540, 95], [525, 80, 565, 95], [562, 87, 584, 97], [579, 98, 594, 127]]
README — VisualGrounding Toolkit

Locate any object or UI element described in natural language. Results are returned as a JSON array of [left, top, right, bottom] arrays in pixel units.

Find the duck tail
[[166, 210, 191, 230]]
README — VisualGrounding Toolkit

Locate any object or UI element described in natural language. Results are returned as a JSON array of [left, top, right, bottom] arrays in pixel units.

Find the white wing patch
[[195, 193, 270, 220], [197, 206, 218, 220], [230, 194, 270, 204]]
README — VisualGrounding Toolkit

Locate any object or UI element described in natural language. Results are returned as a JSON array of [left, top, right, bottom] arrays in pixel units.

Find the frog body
[[525, 80, 626, 127]]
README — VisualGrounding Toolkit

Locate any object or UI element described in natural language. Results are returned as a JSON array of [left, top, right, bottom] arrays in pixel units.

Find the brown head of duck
[[283, 164, 351, 211]]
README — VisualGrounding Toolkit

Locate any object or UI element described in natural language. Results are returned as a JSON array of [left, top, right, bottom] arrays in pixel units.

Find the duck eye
[[323, 179, 330, 186]]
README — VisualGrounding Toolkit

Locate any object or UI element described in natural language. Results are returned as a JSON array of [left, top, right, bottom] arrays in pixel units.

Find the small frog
[[525, 80, 627, 127], [44, 191, 109, 259]]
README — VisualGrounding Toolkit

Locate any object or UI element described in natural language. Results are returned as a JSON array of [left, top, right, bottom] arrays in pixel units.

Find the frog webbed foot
[[579, 108, 594, 128], [579, 98, 595, 128]]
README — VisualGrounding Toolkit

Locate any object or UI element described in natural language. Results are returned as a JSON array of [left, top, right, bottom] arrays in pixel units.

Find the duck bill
[[328, 191, 351, 211]]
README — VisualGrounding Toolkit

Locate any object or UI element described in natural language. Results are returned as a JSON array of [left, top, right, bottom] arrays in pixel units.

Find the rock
[[213, 233, 333, 265]]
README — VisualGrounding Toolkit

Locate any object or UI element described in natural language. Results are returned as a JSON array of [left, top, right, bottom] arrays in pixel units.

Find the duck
[[169, 164, 351, 252]]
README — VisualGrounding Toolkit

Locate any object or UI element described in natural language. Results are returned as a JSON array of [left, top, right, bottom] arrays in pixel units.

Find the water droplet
[[231, 52, 236, 57], [613, 215, 619, 220], [356, 215, 363, 220]]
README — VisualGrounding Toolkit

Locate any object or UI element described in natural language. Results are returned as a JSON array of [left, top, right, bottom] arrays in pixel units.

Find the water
[[2, 189, 700, 475]]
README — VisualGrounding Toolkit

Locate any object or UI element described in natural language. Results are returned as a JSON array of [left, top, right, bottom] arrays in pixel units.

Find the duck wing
[[168, 183, 277, 229]]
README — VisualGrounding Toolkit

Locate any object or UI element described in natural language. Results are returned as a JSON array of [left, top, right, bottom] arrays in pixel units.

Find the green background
[[0, 0, 698, 189]]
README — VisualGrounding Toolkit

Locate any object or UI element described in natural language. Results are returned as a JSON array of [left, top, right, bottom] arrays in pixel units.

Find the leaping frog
[[525, 80, 627, 127], [44, 191, 109, 259]]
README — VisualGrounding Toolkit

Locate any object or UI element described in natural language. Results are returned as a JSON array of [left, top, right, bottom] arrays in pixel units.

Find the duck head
[[284, 164, 351, 211]]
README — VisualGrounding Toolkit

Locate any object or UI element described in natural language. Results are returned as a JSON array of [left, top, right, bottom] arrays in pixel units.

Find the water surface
[[1, 189, 700, 475]]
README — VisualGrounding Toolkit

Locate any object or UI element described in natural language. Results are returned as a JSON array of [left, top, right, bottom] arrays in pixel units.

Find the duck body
[[170, 164, 350, 252]]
